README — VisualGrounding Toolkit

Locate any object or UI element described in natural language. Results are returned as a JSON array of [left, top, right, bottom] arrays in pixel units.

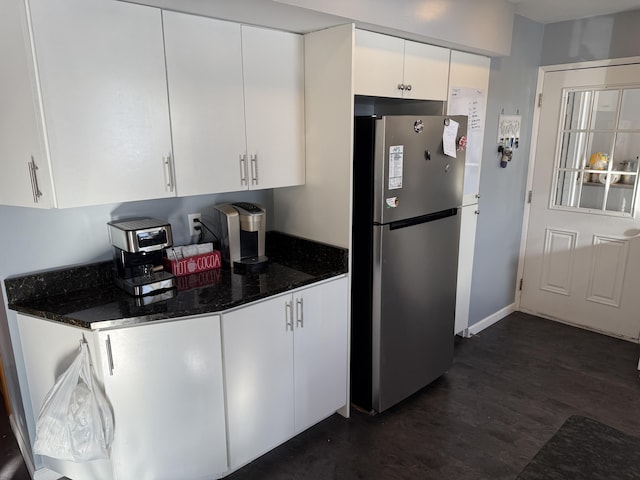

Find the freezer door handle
[[388, 208, 458, 230]]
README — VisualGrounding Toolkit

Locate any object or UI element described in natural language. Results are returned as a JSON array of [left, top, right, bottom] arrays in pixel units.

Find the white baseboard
[[467, 303, 516, 336]]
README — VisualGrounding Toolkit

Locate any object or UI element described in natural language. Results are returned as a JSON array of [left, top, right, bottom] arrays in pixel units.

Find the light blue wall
[[468, 15, 544, 326], [541, 9, 640, 66]]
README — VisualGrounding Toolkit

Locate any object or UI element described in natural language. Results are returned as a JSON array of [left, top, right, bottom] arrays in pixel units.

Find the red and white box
[[163, 250, 222, 277]]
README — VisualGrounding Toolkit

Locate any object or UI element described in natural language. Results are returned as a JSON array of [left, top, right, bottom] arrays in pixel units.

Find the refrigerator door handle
[[388, 208, 458, 230]]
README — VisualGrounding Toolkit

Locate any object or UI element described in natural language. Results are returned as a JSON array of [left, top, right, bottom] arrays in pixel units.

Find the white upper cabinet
[[354, 29, 450, 100], [402, 39, 451, 101], [27, 0, 174, 208], [242, 25, 306, 190], [0, 0, 55, 208], [163, 12, 247, 195], [164, 13, 305, 195]]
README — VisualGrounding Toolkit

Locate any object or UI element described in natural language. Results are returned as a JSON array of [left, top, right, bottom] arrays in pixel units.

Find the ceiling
[[507, 0, 640, 24]]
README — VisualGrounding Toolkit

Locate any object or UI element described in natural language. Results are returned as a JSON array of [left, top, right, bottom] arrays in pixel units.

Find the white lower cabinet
[[293, 278, 349, 433], [222, 293, 296, 470], [16, 315, 113, 480], [16, 313, 227, 480], [97, 315, 227, 480], [222, 277, 348, 470], [454, 205, 480, 335], [14, 277, 348, 479]]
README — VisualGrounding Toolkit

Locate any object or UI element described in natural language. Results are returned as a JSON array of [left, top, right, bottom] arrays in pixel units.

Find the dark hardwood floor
[[226, 312, 640, 479], [0, 395, 30, 479], [1, 312, 639, 479]]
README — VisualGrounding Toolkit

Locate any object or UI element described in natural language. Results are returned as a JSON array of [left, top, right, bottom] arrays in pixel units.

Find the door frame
[[515, 55, 640, 310]]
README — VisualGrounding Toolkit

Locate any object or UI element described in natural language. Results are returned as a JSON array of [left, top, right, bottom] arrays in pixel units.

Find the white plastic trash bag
[[33, 341, 114, 462]]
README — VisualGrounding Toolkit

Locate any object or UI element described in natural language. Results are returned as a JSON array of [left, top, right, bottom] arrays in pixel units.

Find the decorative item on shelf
[[598, 173, 621, 184], [589, 151, 609, 170], [587, 151, 609, 183], [164, 243, 221, 277]]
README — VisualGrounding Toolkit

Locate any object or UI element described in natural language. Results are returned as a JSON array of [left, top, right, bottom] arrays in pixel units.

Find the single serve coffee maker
[[213, 202, 268, 273], [107, 217, 177, 296]]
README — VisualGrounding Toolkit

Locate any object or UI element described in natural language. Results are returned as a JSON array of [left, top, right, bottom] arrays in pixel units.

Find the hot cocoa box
[[163, 250, 222, 277]]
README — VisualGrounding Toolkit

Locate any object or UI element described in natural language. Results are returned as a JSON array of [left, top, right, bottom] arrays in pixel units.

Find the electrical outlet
[[188, 213, 202, 236]]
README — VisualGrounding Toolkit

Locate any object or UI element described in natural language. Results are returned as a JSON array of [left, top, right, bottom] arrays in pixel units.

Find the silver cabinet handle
[[105, 335, 114, 376], [250, 154, 258, 186], [475, 210, 480, 215], [239, 154, 248, 186], [406, 84, 412, 91], [163, 153, 175, 192], [285, 301, 293, 331], [295, 297, 304, 328], [397, 83, 405, 91], [28, 156, 43, 203], [475, 193, 481, 199]]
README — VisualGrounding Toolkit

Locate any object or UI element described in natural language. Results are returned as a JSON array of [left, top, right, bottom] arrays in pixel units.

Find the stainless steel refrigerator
[[351, 115, 467, 413]]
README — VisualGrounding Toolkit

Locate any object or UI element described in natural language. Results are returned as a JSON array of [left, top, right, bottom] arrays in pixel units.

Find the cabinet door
[[242, 26, 305, 190], [16, 315, 112, 480], [293, 277, 348, 433], [98, 316, 227, 479], [454, 205, 479, 335], [0, 0, 54, 208], [354, 29, 405, 98], [447, 50, 491, 204], [163, 12, 248, 196], [29, 0, 174, 208], [403, 41, 450, 101], [222, 294, 295, 469]]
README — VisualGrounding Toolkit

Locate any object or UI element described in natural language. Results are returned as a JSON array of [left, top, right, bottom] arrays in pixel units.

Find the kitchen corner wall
[[468, 15, 544, 327]]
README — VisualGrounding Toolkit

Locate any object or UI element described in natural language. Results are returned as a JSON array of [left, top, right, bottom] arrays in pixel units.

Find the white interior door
[[521, 64, 640, 341]]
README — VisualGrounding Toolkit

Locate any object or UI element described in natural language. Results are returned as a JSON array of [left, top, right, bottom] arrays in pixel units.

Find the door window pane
[[590, 90, 619, 130], [552, 86, 640, 216], [605, 185, 634, 213], [612, 132, 640, 167], [579, 183, 604, 209], [554, 170, 580, 207], [559, 132, 587, 169], [563, 91, 592, 130], [619, 89, 640, 130], [587, 132, 614, 162]]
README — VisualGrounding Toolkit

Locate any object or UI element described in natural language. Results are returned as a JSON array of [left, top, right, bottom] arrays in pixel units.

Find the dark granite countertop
[[5, 232, 348, 330]]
